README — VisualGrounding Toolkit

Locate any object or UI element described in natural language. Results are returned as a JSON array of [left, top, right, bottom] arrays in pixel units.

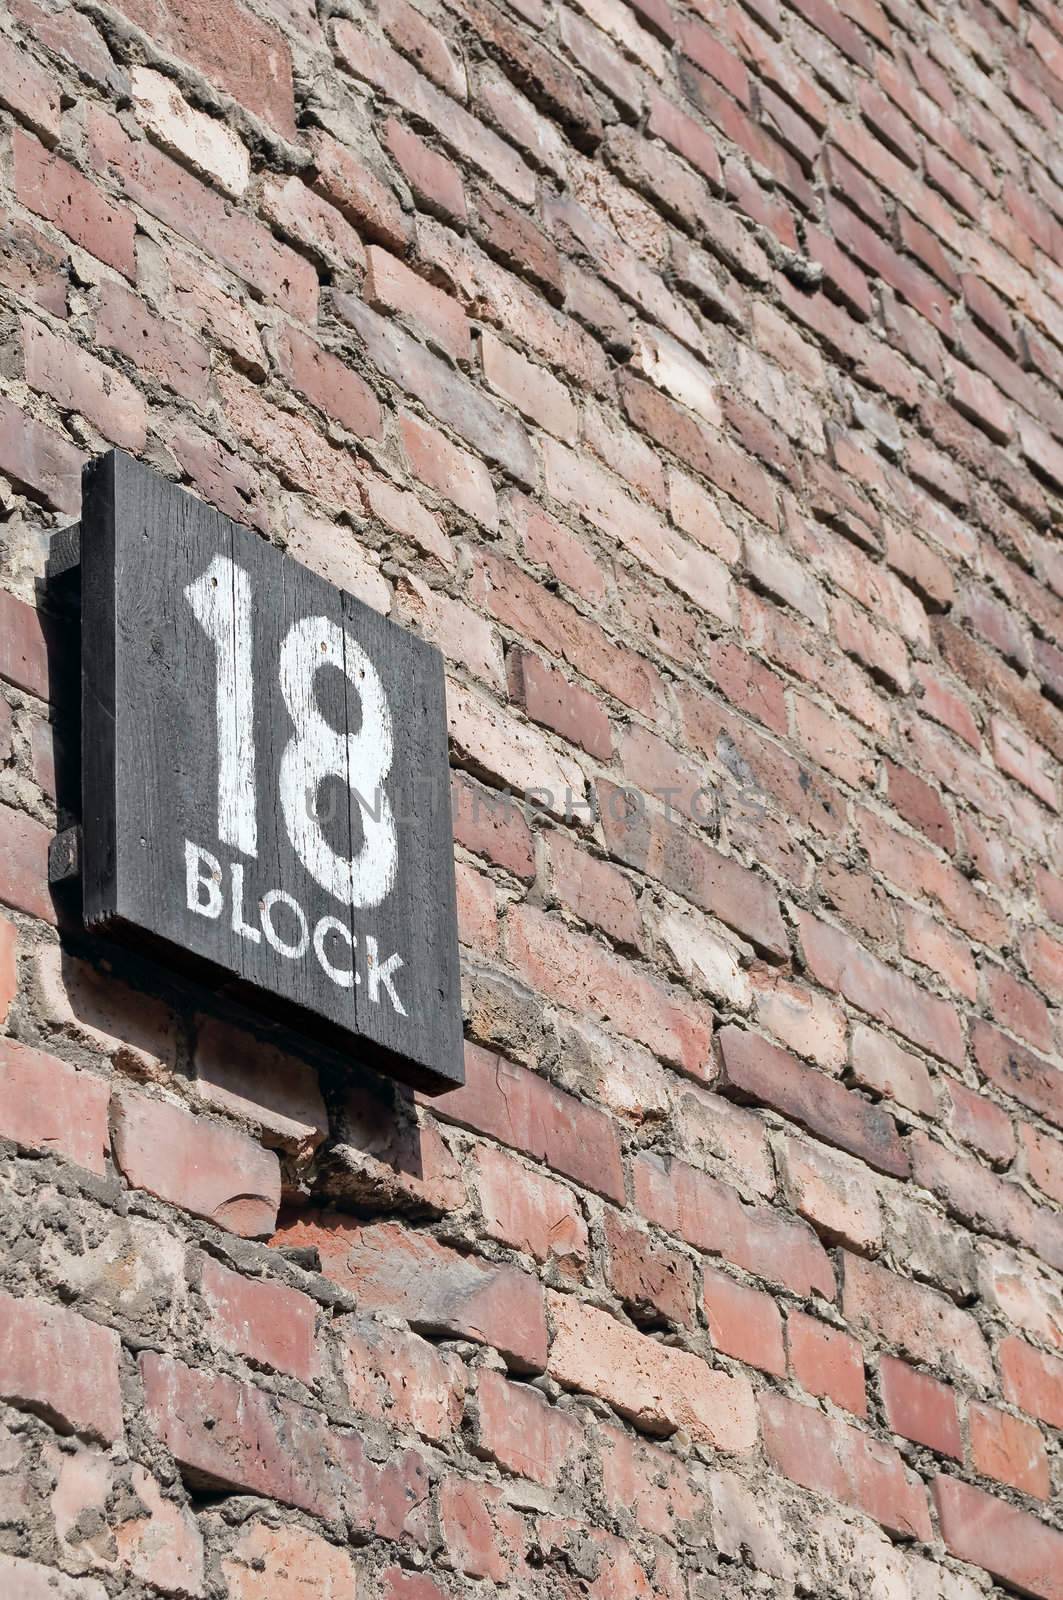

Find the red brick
[[985, 964, 1054, 1054], [193, 1014, 327, 1158], [998, 1336, 1063, 1429], [223, 1523, 357, 1600], [309, 130, 411, 255], [95, 279, 210, 404], [879, 1356, 961, 1458], [472, 1368, 584, 1486], [451, 771, 534, 880], [547, 1291, 756, 1450], [13, 130, 135, 278], [788, 1311, 866, 1417], [778, 1132, 882, 1253], [974, 1021, 1063, 1130], [472, 1142, 588, 1275], [933, 1475, 1063, 1600], [86, 110, 315, 320], [199, 1254, 318, 1382], [21, 316, 146, 450], [508, 648, 612, 762], [0, 913, 13, 1024], [0, 31, 60, 140], [634, 1151, 834, 1300], [140, 1352, 339, 1516], [380, 0, 466, 98], [385, 116, 467, 222], [702, 1266, 785, 1375], [482, 331, 577, 440], [718, 1025, 908, 1179], [218, 368, 363, 515], [909, 1131, 1062, 1271], [366, 245, 470, 363], [0, 1035, 110, 1173], [943, 1080, 1015, 1166], [110, 0, 295, 134], [761, 1390, 932, 1539], [259, 174, 367, 276], [429, 1041, 625, 1202], [275, 326, 382, 440], [599, 1422, 696, 1538], [379, 1570, 449, 1600], [111, 1088, 281, 1238], [968, 1401, 1050, 1498], [0, 802, 55, 922], [399, 411, 497, 526], [604, 1208, 696, 1327], [338, 1316, 464, 1442], [1020, 1123, 1063, 1205], [0, 1290, 122, 1442], [274, 1213, 547, 1372], [448, 0, 602, 151], [438, 1476, 524, 1581], [796, 911, 964, 1066], [598, 790, 787, 960], [506, 903, 713, 1079], [842, 1253, 994, 1388]]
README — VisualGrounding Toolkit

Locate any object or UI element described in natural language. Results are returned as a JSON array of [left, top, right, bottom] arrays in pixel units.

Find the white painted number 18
[[185, 555, 398, 910]]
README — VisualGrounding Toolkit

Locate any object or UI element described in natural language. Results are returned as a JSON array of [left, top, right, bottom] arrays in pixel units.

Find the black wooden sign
[[78, 451, 463, 1091]]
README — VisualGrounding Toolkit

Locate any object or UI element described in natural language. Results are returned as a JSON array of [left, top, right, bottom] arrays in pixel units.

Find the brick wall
[[0, 0, 1061, 1595]]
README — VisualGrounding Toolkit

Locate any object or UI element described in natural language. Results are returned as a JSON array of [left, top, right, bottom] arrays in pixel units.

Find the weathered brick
[[140, 1352, 338, 1516], [385, 117, 467, 222], [788, 1311, 866, 1416], [0, 1290, 122, 1442], [0, 397, 85, 516], [199, 1254, 318, 1382], [634, 1150, 834, 1299], [13, 130, 135, 277], [703, 1266, 785, 1375], [842, 1253, 994, 1388], [472, 1142, 588, 1274], [111, 1088, 281, 1238], [223, 1523, 357, 1600], [429, 1041, 625, 1201], [21, 315, 147, 450], [718, 1025, 908, 1178], [0, 1037, 109, 1173], [110, 0, 295, 134], [506, 903, 713, 1079], [130, 66, 250, 196], [95, 279, 210, 404], [796, 911, 964, 1066], [761, 1390, 932, 1539], [998, 1336, 1063, 1429], [933, 1475, 1063, 1600], [879, 1356, 961, 1458], [973, 1021, 1063, 1130], [598, 789, 787, 959], [86, 109, 316, 320], [472, 1367, 584, 1485], [604, 1207, 695, 1327], [275, 326, 383, 440], [547, 1291, 756, 1449], [338, 1316, 464, 1442], [777, 1132, 882, 1253], [274, 1213, 547, 1372], [968, 1401, 1050, 1498]]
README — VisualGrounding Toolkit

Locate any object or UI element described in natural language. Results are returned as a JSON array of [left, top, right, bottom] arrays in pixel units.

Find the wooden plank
[[79, 450, 463, 1090]]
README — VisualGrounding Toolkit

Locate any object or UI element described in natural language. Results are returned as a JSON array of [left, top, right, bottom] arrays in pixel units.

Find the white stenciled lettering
[[185, 840, 223, 918], [260, 888, 309, 960], [366, 934, 406, 1015], [230, 862, 261, 944], [278, 617, 398, 910], [180, 847, 408, 1004], [313, 916, 356, 988], [185, 557, 258, 858]]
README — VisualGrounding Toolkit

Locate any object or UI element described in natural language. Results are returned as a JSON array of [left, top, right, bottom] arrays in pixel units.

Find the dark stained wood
[[79, 450, 463, 1091]]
